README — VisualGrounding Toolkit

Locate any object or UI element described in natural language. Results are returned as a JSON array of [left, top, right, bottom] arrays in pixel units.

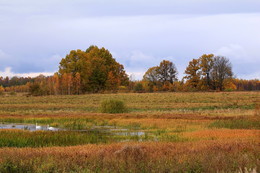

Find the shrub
[[9, 91, 16, 96], [101, 99, 127, 113], [134, 83, 144, 93], [29, 83, 47, 96]]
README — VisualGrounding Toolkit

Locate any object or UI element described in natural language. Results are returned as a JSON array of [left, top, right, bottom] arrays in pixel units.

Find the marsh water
[[0, 123, 59, 131], [0, 123, 145, 137]]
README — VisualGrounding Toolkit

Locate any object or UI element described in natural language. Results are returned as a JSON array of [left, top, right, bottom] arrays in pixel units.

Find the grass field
[[0, 92, 259, 172]]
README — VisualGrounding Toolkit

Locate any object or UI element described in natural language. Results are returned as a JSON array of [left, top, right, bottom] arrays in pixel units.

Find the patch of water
[[0, 123, 146, 137], [115, 131, 145, 136], [0, 123, 59, 131]]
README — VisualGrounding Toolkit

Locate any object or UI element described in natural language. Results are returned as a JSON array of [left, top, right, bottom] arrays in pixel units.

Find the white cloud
[[122, 51, 161, 80], [214, 44, 249, 62], [0, 67, 54, 78]]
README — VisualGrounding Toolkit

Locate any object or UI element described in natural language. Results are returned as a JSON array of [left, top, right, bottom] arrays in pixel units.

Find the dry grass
[[183, 129, 260, 141], [0, 140, 259, 172], [0, 91, 258, 115]]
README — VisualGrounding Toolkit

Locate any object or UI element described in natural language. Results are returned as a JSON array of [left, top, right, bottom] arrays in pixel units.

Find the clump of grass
[[101, 99, 128, 113]]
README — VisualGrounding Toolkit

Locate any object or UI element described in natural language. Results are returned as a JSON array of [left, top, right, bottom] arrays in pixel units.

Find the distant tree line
[[0, 76, 33, 88], [0, 46, 259, 95]]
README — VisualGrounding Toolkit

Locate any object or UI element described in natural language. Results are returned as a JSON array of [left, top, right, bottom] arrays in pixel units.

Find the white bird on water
[[35, 123, 41, 130], [47, 125, 55, 131]]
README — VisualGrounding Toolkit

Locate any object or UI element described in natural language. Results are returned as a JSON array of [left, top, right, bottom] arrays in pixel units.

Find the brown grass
[[183, 129, 260, 141], [0, 140, 259, 172]]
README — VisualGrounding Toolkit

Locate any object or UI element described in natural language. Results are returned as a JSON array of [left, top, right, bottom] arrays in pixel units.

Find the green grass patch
[[209, 119, 260, 129], [0, 130, 111, 147]]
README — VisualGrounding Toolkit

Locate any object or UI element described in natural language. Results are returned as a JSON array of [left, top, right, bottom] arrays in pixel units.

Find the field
[[0, 92, 259, 172]]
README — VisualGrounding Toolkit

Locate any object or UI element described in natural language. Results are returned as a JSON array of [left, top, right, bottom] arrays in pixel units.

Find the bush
[[134, 83, 144, 93], [29, 83, 47, 96], [101, 99, 127, 113], [9, 91, 16, 96]]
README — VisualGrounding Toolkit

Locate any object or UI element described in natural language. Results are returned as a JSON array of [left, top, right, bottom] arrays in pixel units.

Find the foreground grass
[[0, 140, 259, 173]]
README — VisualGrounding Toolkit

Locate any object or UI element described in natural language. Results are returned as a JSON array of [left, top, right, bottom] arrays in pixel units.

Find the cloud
[[0, 67, 54, 78], [215, 44, 249, 62], [214, 44, 260, 79]]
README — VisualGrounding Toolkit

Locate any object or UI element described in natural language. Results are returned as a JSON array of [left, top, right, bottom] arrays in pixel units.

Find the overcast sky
[[0, 0, 259, 80]]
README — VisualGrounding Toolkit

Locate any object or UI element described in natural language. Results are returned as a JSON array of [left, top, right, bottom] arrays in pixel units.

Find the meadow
[[0, 91, 259, 172]]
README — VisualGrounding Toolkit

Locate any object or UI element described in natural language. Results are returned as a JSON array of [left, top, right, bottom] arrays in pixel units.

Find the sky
[[0, 0, 259, 80]]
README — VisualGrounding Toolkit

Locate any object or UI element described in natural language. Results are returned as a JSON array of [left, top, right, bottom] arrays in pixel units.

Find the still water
[[0, 123, 145, 137]]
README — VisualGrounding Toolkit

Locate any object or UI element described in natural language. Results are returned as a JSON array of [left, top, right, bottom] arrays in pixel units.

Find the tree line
[[0, 46, 259, 95]]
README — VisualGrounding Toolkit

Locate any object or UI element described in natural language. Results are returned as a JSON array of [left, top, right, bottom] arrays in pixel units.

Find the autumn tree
[[142, 60, 178, 92], [143, 67, 159, 84], [106, 71, 120, 92], [199, 54, 214, 89], [143, 60, 178, 83], [53, 73, 60, 95], [0, 85, 4, 94], [211, 56, 233, 91], [157, 60, 178, 84], [59, 46, 129, 93], [143, 66, 160, 92], [73, 72, 81, 94], [184, 59, 201, 89]]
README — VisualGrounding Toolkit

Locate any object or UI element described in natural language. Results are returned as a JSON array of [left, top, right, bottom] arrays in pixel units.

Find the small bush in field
[[101, 99, 127, 113], [9, 91, 16, 96]]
